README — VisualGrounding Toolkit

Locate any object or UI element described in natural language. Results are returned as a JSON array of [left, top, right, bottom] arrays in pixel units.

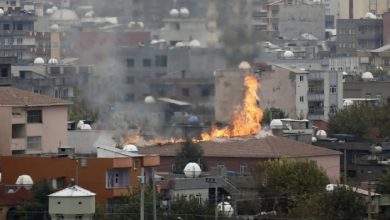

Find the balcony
[[308, 93, 324, 101], [111, 188, 130, 197], [12, 111, 26, 124], [11, 138, 26, 151]]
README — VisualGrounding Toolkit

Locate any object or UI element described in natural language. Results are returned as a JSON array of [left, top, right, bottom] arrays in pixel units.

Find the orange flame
[[125, 75, 263, 145], [200, 75, 263, 140]]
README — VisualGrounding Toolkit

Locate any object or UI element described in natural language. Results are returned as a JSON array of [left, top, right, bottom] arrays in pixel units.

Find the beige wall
[[214, 70, 247, 123], [308, 155, 340, 183], [50, 32, 61, 59], [49, 196, 95, 215], [259, 66, 297, 118], [40, 106, 68, 153], [0, 107, 12, 155], [0, 105, 68, 155]]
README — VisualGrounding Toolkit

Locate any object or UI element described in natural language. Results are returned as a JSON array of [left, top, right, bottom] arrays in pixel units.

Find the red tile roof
[[137, 136, 341, 158], [0, 87, 72, 107]]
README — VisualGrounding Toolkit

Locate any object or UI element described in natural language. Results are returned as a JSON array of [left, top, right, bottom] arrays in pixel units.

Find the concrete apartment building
[[337, 18, 383, 56], [259, 64, 343, 121], [252, 0, 326, 40], [0, 7, 37, 63], [0, 87, 71, 155]]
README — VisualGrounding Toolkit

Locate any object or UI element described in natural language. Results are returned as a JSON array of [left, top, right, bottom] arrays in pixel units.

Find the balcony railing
[[11, 138, 26, 151], [308, 93, 324, 101]]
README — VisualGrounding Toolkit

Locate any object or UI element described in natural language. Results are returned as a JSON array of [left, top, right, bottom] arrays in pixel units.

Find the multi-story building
[[0, 87, 72, 155], [366, 44, 390, 73], [344, 79, 390, 104], [259, 64, 343, 121], [278, 3, 325, 40], [337, 18, 383, 56], [329, 56, 370, 75], [0, 62, 92, 100], [0, 7, 37, 63], [0, 151, 160, 209]]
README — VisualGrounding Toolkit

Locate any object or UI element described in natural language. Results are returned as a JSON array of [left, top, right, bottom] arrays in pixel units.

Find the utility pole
[[152, 168, 157, 220], [139, 168, 145, 220], [344, 147, 347, 184], [205, 177, 218, 220]]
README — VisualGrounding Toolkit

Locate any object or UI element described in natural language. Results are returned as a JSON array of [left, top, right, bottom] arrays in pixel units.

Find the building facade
[[337, 18, 383, 56], [0, 87, 71, 155], [0, 154, 160, 208]]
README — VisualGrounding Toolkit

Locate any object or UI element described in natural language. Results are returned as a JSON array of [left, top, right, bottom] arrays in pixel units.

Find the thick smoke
[[216, 0, 260, 67]]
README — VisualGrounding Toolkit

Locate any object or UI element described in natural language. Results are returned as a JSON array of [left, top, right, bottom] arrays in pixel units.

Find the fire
[[125, 75, 263, 145], [200, 75, 263, 140]]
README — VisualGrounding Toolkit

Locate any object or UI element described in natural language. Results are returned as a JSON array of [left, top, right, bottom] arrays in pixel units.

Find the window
[[299, 75, 304, 81], [126, 59, 134, 67], [143, 58, 152, 67], [299, 96, 304, 102], [16, 38, 22, 45], [16, 23, 22, 31], [1, 68, 8, 77], [182, 88, 190, 97], [217, 162, 225, 169], [4, 24, 9, 31], [155, 55, 167, 67], [126, 93, 134, 101], [134, 159, 139, 170], [240, 164, 248, 174], [330, 86, 337, 94], [201, 88, 210, 97], [27, 136, 41, 149], [126, 76, 134, 84], [27, 110, 42, 123], [385, 59, 390, 67]]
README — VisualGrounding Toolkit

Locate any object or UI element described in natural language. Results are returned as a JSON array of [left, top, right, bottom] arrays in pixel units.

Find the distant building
[[0, 7, 37, 63], [344, 80, 390, 104], [49, 185, 95, 220], [339, 0, 390, 19], [278, 4, 325, 40], [329, 56, 370, 76], [337, 18, 383, 56], [384, 12, 390, 45], [270, 118, 313, 144], [259, 64, 343, 121], [0, 87, 72, 155], [366, 44, 390, 73]]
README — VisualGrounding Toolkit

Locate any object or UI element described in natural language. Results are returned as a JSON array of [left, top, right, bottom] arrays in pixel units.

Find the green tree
[[169, 194, 214, 220], [375, 171, 390, 194], [112, 187, 163, 220], [288, 186, 366, 220], [262, 107, 288, 125], [68, 100, 99, 122], [173, 141, 208, 174], [12, 180, 54, 220], [255, 158, 329, 215], [328, 103, 390, 139]]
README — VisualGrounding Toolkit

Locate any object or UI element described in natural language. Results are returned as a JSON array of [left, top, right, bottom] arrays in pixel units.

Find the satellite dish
[[217, 202, 234, 217], [144, 96, 156, 104], [270, 119, 283, 129], [326, 184, 334, 192], [183, 162, 202, 178], [123, 144, 138, 152]]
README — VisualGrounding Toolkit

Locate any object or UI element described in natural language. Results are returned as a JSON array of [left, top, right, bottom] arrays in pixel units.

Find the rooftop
[[0, 87, 72, 107], [137, 136, 341, 158], [49, 185, 95, 197]]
